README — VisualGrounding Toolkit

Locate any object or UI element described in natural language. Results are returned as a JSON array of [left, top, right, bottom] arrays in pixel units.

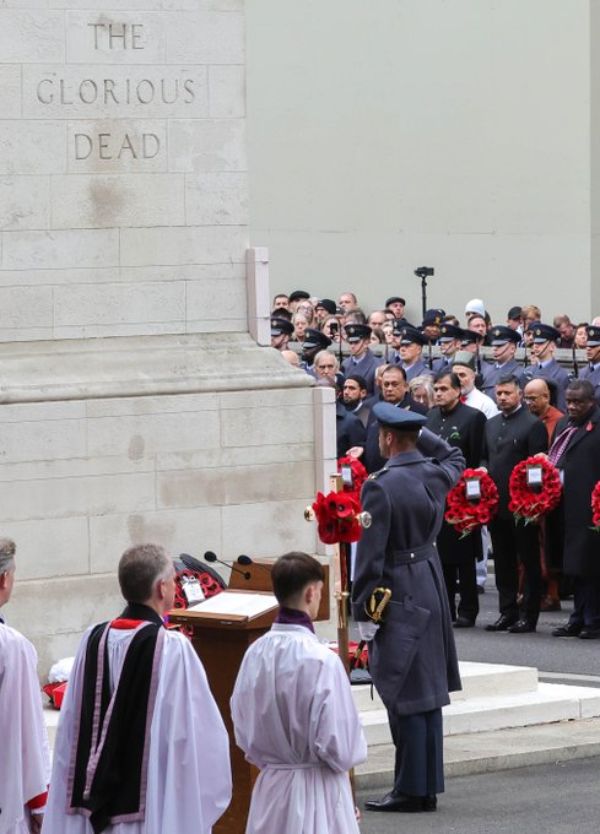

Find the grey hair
[[118, 543, 172, 604], [0, 538, 16, 575]]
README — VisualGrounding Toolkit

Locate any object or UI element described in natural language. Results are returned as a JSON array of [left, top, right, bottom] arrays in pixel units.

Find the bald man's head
[[523, 378, 551, 417]]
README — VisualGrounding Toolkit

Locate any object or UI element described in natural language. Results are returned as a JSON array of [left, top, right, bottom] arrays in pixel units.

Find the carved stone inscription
[[35, 21, 198, 167]]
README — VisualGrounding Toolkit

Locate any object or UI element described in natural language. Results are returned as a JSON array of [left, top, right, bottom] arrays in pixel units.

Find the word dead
[[74, 132, 161, 161]]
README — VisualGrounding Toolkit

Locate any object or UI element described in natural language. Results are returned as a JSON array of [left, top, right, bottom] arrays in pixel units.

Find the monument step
[[352, 660, 538, 713], [356, 716, 600, 790], [359, 682, 600, 747]]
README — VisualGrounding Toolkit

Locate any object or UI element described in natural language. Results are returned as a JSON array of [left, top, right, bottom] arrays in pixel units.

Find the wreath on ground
[[508, 455, 562, 525], [444, 468, 499, 537]]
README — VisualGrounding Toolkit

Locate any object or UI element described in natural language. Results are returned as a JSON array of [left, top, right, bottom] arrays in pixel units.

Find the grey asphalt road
[[357, 757, 600, 833], [452, 579, 600, 683], [350, 575, 600, 684]]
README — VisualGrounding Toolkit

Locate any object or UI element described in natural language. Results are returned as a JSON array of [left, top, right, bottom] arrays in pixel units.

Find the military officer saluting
[[579, 325, 600, 403], [482, 325, 524, 400], [341, 323, 382, 394], [353, 404, 464, 814], [523, 323, 570, 411], [398, 325, 432, 381]]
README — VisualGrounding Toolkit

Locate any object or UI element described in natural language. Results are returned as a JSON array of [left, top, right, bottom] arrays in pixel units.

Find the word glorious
[[36, 77, 196, 107]]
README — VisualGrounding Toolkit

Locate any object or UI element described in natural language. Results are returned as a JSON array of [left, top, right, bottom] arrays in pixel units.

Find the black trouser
[[568, 577, 600, 629], [489, 517, 542, 624], [389, 708, 444, 797], [442, 559, 479, 623]]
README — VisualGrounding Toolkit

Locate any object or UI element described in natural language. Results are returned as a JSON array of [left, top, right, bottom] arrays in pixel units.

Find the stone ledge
[[0, 332, 312, 404]]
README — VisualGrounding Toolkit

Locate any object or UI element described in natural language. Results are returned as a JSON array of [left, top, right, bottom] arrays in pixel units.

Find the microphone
[[236, 554, 272, 574], [204, 551, 250, 580]]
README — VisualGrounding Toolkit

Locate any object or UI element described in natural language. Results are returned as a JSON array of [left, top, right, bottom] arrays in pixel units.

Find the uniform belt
[[390, 542, 436, 565]]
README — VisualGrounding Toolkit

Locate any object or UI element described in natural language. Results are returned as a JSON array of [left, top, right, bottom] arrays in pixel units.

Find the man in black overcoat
[[549, 380, 600, 639], [426, 371, 486, 626], [362, 364, 427, 473], [483, 374, 548, 633], [352, 403, 464, 814]]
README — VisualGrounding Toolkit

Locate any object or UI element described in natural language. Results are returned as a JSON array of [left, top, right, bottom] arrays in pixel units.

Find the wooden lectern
[[229, 556, 330, 621], [169, 590, 279, 834]]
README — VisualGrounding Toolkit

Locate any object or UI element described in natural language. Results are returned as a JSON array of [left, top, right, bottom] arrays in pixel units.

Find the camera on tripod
[[414, 266, 434, 279]]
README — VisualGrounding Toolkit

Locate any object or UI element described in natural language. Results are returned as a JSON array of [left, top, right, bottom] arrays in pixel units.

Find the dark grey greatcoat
[[579, 363, 600, 405], [547, 406, 600, 578], [352, 429, 464, 716], [481, 359, 526, 401], [342, 348, 383, 394]]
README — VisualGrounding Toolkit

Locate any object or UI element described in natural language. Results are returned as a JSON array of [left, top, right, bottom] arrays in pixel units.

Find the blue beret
[[372, 402, 427, 430]]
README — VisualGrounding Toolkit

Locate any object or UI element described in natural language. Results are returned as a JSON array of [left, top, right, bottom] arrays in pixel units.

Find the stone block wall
[[5, 340, 334, 672], [0, 1, 248, 341]]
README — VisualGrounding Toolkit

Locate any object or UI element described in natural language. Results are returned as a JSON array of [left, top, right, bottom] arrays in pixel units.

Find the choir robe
[[230, 624, 367, 834], [0, 620, 50, 834], [42, 626, 231, 834]]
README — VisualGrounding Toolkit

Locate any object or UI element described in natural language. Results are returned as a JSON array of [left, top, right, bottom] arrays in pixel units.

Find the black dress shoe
[[365, 793, 437, 813], [508, 619, 536, 634], [552, 623, 582, 637], [485, 615, 518, 632], [454, 617, 475, 628], [578, 627, 600, 640]]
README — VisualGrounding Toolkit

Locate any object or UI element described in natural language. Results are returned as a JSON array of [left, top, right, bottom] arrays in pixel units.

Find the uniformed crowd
[[271, 290, 600, 639]]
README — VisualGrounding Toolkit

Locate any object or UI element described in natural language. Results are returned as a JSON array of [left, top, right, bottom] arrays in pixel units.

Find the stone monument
[[1, 2, 334, 670]]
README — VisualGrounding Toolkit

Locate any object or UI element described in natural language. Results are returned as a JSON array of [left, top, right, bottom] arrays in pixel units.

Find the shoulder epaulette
[[368, 466, 389, 480]]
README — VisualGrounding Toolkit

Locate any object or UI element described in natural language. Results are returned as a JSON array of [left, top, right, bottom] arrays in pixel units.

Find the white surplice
[[42, 626, 232, 834], [0, 621, 51, 834], [230, 624, 367, 834]]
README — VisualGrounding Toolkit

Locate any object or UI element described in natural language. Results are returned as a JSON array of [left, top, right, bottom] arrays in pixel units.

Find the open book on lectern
[[188, 590, 278, 619]]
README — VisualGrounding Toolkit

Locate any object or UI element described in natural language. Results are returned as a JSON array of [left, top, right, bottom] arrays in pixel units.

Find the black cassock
[[426, 402, 486, 622]]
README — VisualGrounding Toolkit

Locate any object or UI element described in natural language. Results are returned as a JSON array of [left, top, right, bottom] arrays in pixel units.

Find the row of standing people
[[313, 327, 600, 637]]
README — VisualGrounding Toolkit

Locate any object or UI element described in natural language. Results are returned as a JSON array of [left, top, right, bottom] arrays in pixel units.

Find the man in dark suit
[[426, 371, 486, 626], [342, 374, 371, 428], [483, 374, 548, 633], [352, 404, 464, 813], [549, 380, 600, 638], [362, 365, 427, 473]]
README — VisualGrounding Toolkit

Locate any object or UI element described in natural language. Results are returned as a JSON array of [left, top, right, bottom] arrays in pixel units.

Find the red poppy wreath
[[508, 454, 562, 525], [444, 468, 499, 537], [591, 481, 600, 532]]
